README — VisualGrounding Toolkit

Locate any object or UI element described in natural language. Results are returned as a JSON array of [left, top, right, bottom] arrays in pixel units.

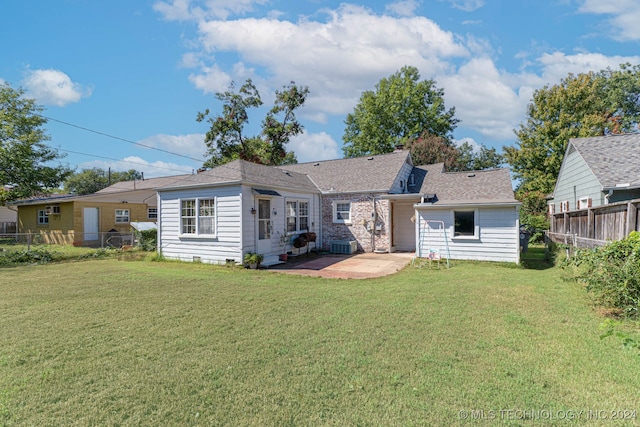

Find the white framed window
[[333, 201, 351, 224], [452, 209, 479, 239], [115, 209, 130, 223], [180, 198, 216, 236], [147, 208, 158, 219], [286, 199, 309, 233], [37, 209, 49, 225]]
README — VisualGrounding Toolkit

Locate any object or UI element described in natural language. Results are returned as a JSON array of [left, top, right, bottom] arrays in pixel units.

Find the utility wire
[[56, 148, 194, 175], [40, 114, 205, 163]]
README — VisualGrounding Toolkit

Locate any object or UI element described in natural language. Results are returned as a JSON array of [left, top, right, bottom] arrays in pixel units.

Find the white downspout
[[605, 189, 613, 205]]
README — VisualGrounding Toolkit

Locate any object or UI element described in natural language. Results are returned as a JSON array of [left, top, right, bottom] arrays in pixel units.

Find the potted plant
[[277, 231, 291, 261], [243, 252, 264, 269]]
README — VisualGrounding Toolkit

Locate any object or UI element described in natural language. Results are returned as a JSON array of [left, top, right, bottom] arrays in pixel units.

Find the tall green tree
[[197, 79, 309, 167], [504, 64, 640, 195], [504, 64, 640, 238], [64, 168, 143, 195], [342, 66, 459, 157], [0, 83, 72, 204], [405, 132, 503, 171]]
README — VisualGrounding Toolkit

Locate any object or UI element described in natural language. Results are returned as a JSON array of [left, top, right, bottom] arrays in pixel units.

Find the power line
[[40, 114, 205, 163], [56, 148, 195, 175]]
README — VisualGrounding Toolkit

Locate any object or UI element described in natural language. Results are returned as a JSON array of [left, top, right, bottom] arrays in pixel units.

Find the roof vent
[[421, 194, 437, 203], [467, 173, 476, 178], [313, 163, 320, 166], [367, 157, 374, 160], [283, 171, 291, 176]]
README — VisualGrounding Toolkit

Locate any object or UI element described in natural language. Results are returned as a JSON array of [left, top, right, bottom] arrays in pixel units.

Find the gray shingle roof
[[570, 134, 640, 188], [280, 151, 411, 193], [158, 159, 319, 193], [97, 174, 192, 193], [416, 163, 517, 205]]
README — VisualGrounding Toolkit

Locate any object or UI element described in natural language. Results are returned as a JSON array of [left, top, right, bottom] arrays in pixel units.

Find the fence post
[[626, 202, 637, 236], [27, 231, 31, 252]]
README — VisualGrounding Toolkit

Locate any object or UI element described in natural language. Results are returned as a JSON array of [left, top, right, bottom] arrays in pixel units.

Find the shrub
[[0, 247, 58, 266], [135, 229, 157, 251], [563, 232, 640, 317]]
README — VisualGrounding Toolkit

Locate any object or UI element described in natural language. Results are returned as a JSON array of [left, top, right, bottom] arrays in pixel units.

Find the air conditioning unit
[[45, 205, 60, 215], [330, 240, 357, 254], [560, 201, 570, 212], [577, 197, 592, 210]]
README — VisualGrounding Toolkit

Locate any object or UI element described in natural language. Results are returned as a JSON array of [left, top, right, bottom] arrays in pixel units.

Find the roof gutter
[[415, 201, 522, 209]]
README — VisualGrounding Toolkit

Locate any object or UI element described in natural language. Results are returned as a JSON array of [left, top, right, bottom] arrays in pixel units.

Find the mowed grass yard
[[1, 253, 640, 426]]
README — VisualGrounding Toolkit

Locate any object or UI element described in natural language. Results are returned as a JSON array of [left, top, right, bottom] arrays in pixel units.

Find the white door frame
[[256, 198, 272, 254]]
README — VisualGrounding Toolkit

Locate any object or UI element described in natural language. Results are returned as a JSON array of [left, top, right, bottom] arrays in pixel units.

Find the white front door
[[83, 207, 99, 241], [392, 202, 416, 251], [257, 199, 272, 254]]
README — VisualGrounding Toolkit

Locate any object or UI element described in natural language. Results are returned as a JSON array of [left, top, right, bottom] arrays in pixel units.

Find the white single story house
[[156, 151, 521, 265]]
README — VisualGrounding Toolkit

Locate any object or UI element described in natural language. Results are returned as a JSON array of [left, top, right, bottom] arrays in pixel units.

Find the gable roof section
[[280, 151, 411, 193], [417, 164, 517, 205], [569, 134, 640, 189], [157, 159, 319, 193]]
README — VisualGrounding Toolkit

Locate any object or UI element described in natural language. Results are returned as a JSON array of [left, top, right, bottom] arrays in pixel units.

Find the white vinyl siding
[[159, 185, 320, 265], [417, 206, 519, 263], [160, 187, 241, 264]]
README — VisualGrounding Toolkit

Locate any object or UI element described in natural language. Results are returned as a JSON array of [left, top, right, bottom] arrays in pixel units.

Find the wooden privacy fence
[[548, 198, 640, 248]]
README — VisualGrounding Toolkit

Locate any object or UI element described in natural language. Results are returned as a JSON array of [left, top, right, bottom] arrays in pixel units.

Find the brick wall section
[[321, 194, 390, 252]]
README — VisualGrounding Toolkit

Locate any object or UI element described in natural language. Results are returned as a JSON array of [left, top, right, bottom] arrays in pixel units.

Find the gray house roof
[[97, 174, 191, 193], [158, 159, 319, 193], [280, 150, 411, 193], [416, 163, 517, 205], [569, 134, 640, 189]]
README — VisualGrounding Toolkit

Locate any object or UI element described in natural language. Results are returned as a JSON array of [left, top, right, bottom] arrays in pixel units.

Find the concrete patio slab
[[267, 252, 413, 279]]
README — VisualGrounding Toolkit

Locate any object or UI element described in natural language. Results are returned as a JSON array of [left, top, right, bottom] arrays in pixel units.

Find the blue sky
[[2, 0, 639, 177]]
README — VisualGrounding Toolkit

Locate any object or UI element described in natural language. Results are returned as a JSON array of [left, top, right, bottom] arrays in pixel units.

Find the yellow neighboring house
[[9, 175, 188, 246]]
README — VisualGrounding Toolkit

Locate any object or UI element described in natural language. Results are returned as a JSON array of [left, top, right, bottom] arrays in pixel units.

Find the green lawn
[[1, 255, 639, 426]]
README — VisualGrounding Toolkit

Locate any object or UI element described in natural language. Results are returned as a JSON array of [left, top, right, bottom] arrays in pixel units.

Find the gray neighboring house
[[157, 151, 522, 265], [550, 134, 640, 213]]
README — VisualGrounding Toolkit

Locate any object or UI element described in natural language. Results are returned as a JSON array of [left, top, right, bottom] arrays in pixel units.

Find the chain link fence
[[0, 231, 136, 249]]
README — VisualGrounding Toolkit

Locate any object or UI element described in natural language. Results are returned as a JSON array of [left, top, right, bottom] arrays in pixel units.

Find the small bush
[[135, 229, 157, 251], [563, 232, 640, 317], [0, 247, 58, 266]]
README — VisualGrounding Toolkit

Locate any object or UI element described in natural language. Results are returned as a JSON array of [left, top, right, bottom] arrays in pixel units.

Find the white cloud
[[79, 156, 195, 178], [440, 57, 526, 140], [385, 0, 420, 17], [191, 4, 468, 120], [137, 133, 208, 160], [164, 2, 640, 147], [188, 64, 232, 94], [289, 132, 340, 163], [455, 137, 481, 152], [535, 52, 640, 85], [445, 0, 485, 12], [22, 69, 90, 107], [154, 0, 268, 21], [579, 0, 640, 41]]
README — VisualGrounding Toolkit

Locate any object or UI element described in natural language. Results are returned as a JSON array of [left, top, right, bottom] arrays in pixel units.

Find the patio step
[[262, 255, 284, 267]]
